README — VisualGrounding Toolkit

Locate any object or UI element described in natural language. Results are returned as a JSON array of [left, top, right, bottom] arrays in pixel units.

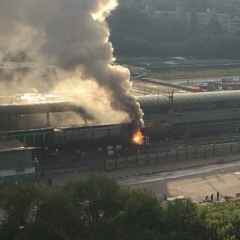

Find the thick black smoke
[[0, 0, 144, 126]]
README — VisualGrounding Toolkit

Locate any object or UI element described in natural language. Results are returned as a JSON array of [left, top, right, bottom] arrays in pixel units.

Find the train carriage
[[138, 90, 240, 141], [4, 90, 240, 149]]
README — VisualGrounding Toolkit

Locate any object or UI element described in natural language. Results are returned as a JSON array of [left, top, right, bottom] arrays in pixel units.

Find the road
[[120, 161, 240, 185], [119, 159, 240, 202]]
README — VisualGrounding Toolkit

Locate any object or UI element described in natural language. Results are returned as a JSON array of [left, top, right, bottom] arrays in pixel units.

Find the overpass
[[140, 78, 199, 92], [0, 95, 94, 131]]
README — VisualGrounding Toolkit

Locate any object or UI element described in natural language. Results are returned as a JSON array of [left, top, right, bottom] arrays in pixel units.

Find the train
[[138, 90, 240, 141], [5, 90, 240, 149], [6, 123, 138, 150]]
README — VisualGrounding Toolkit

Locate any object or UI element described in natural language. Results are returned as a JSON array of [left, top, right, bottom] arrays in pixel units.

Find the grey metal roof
[[0, 101, 94, 120], [0, 101, 76, 114], [138, 91, 240, 111]]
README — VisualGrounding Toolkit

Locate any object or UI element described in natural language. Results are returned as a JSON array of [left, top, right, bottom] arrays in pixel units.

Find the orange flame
[[132, 129, 144, 145]]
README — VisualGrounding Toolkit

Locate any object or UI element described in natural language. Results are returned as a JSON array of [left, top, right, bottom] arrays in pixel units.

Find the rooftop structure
[[139, 90, 240, 113], [0, 93, 94, 131]]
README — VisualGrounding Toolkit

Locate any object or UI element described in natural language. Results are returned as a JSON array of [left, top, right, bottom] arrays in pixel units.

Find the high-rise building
[[176, 0, 187, 21]]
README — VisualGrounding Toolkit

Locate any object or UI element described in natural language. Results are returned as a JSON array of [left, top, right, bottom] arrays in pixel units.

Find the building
[[194, 10, 230, 32], [141, 1, 232, 33], [128, 0, 240, 34], [0, 94, 90, 131], [153, 10, 178, 21], [230, 16, 240, 34]]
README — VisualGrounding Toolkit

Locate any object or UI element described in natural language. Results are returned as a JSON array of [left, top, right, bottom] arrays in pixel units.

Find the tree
[[2, 177, 240, 240], [67, 176, 127, 240], [0, 184, 41, 240], [117, 190, 164, 240], [35, 189, 86, 240], [164, 200, 209, 240]]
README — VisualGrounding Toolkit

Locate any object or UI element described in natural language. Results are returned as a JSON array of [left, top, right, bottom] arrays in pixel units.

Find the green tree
[[4, 177, 240, 240], [67, 176, 127, 240], [164, 200, 209, 240], [35, 189, 86, 240], [0, 184, 42, 240], [117, 190, 164, 240]]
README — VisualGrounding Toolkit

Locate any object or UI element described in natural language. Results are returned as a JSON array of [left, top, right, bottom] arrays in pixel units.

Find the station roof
[[138, 90, 240, 112], [0, 101, 79, 114], [0, 94, 94, 119]]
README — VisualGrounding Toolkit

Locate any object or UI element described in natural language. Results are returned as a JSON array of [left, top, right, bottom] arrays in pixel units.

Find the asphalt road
[[120, 160, 240, 186], [120, 158, 240, 202]]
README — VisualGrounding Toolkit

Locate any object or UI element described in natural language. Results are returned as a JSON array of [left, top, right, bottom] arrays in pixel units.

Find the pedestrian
[[210, 194, 214, 202], [217, 192, 220, 201]]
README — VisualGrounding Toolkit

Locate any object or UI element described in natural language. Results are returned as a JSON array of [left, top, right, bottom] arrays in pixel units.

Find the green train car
[[7, 123, 136, 150], [0, 143, 37, 183]]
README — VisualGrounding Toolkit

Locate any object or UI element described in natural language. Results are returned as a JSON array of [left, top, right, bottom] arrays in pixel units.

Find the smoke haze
[[0, 0, 144, 127]]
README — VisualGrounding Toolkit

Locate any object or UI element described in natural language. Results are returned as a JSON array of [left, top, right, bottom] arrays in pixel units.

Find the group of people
[[205, 192, 220, 202]]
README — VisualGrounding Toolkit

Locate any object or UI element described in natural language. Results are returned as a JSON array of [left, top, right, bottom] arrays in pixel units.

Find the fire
[[132, 129, 144, 145]]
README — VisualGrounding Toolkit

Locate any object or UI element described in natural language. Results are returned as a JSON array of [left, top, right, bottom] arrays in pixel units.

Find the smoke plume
[[0, 0, 144, 127]]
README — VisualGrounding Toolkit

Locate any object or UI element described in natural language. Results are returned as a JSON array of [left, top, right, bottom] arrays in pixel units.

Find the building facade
[[122, 0, 240, 35]]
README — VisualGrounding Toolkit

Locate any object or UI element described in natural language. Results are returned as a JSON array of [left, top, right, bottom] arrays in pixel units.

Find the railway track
[[40, 134, 240, 177]]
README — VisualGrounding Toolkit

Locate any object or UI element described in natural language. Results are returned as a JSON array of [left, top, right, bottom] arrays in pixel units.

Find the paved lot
[[168, 171, 240, 202], [122, 161, 240, 202]]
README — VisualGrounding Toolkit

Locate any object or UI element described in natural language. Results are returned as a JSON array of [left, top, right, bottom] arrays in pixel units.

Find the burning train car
[[0, 93, 145, 152], [7, 123, 144, 151], [4, 90, 240, 151]]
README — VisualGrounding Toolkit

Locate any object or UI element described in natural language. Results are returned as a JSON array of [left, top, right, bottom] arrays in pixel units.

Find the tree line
[[0, 176, 240, 240]]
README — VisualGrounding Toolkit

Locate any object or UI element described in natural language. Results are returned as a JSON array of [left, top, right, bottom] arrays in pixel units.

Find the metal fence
[[105, 141, 240, 171]]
